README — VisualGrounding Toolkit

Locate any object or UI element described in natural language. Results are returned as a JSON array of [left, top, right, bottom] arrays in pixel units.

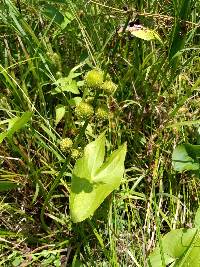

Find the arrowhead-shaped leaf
[[70, 133, 127, 223], [148, 228, 200, 267], [172, 144, 200, 172]]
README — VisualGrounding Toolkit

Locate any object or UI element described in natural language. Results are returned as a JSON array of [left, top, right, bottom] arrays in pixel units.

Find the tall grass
[[0, 0, 199, 266]]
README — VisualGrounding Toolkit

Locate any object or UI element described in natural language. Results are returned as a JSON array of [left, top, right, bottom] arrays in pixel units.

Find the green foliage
[[70, 132, 127, 222], [0, 112, 32, 143], [55, 105, 66, 126], [130, 29, 163, 43], [194, 206, 200, 228], [52, 76, 80, 95], [148, 206, 200, 267], [172, 144, 200, 172], [0, 181, 20, 191], [0, 0, 199, 265], [148, 228, 200, 266]]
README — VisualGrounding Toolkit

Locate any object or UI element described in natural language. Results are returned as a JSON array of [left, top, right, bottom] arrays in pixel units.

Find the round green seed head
[[75, 102, 94, 119], [84, 69, 104, 88], [101, 81, 117, 95], [96, 106, 109, 120], [60, 137, 73, 152], [71, 148, 82, 160]]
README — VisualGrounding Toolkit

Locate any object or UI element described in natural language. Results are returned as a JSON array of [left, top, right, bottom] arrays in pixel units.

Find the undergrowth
[[0, 0, 200, 266]]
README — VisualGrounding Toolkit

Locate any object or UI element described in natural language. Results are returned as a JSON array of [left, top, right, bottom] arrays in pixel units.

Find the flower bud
[[84, 69, 104, 88], [101, 81, 117, 95], [71, 148, 82, 159], [96, 106, 109, 120], [75, 102, 94, 119], [60, 138, 73, 152]]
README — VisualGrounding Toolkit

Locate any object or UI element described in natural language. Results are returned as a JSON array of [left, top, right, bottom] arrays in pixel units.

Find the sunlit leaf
[[70, 132, 127, 223], [130, 29, 163, 43], [0, 112, 32, 143], [68, 97, 82, 107], [148, 228, 200, 267], [55, 105, 65, 126], [52, 77, 80, 95], [195, 206, 200, 228]]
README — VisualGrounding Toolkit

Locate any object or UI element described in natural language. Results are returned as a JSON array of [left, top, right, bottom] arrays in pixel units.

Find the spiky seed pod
[[75, 102, 94, 119], [84, 69, 104, 88], [101, 81, 117, 95], [71, 148, 82, 160], [60, 137, 73, 152], [96, 106, 109, 120]]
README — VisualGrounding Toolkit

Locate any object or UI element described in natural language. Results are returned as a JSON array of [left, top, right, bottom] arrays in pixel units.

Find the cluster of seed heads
[[59, 69, 118, 159], [84, 69, 117, 95], [60, 138, 82, 159], [73, 69, 118, 121]]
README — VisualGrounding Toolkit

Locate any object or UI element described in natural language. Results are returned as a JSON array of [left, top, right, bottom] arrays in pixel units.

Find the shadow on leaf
[[71, 175, 106, 194], [71, 175, 93, 194]]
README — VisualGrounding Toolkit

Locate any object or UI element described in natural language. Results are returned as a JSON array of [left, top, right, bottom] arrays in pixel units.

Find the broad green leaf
[[41, 3, 74, 30], [60, 12, 74, 30], [130, 29, 163, 43], [0, 181, 20, 191], [42, 4, 64, 25], [0, 112, 32, 143], [148, 228, 200, 267], [68, 97, 82, 107], [195, 206, 200, 228], [172, 144, 200, 172], [52, 77, 79, 95], [70, 133, 127, 223], [55, 105, 65, 126]]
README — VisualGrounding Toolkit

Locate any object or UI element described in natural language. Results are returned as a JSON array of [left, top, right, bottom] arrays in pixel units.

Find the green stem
[[40, 91, 99, 231]]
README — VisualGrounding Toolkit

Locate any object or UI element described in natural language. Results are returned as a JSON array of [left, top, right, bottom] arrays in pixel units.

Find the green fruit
[[101, 81, 117, 95], [71, 148, 82, 159], [96, 106, 109, 120], [85, 69, 104, 88], [75, 102, 94, 119], [60, 138, 73, 152]]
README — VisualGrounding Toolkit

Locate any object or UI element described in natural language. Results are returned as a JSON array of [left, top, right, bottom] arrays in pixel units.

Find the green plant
[[172, 143, 200, 172], [148, 207, 200, 266], [70, 132, 127, 222], [0, 0, 200, 265]]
